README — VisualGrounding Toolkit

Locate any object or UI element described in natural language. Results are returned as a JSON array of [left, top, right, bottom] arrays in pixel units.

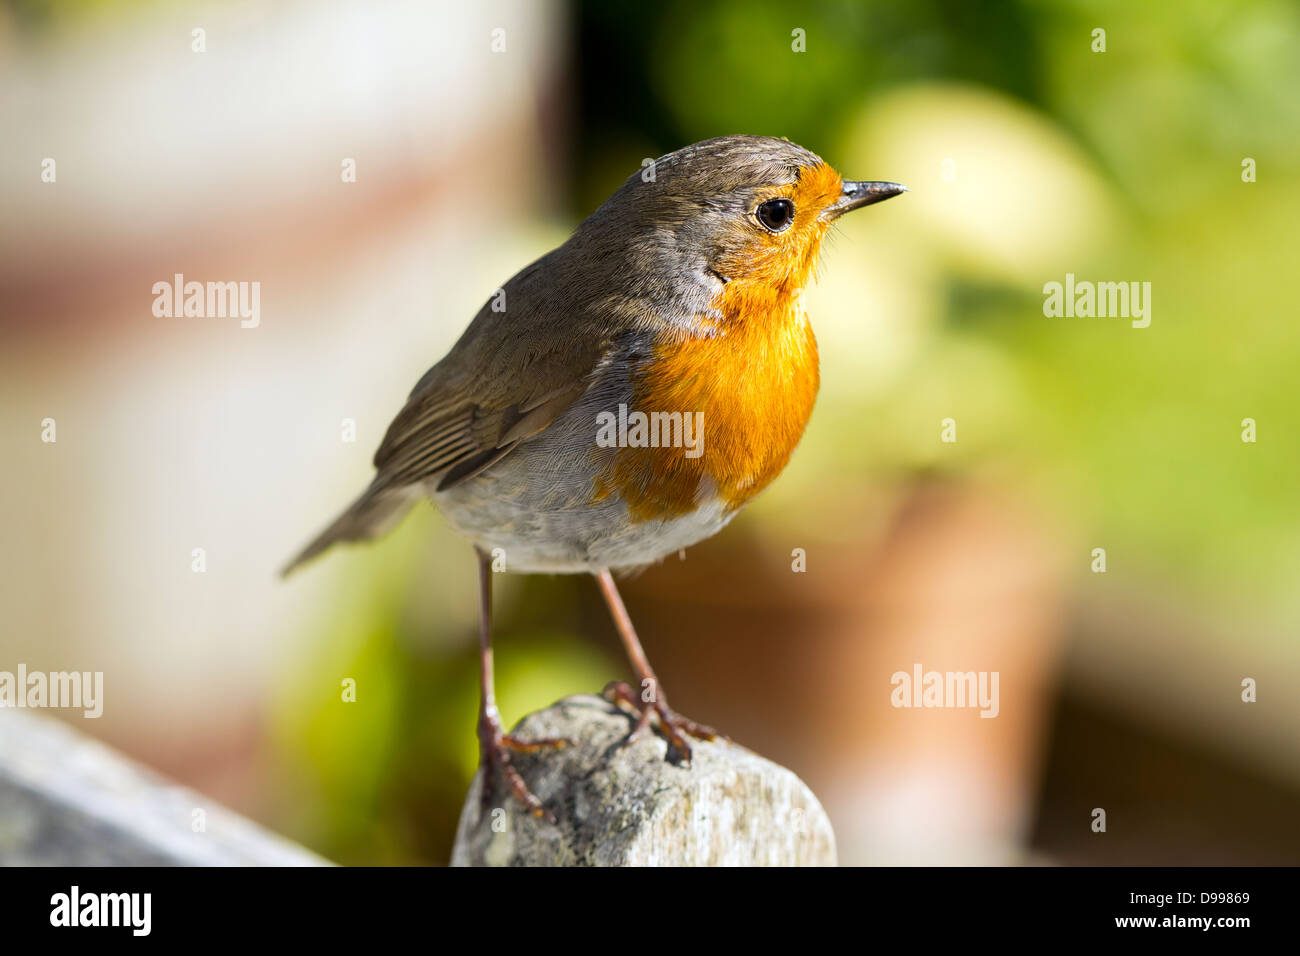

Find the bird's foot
[[477, 713, 571, 824], [601, 680, 724, 767]]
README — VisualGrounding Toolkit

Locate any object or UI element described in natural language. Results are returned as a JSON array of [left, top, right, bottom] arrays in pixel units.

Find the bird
[[283, 135, 906, 820]]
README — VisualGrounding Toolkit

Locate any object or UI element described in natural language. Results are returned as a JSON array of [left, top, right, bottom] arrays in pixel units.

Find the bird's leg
[[593, 569, 723, 766], [474, 548, 568, 823]]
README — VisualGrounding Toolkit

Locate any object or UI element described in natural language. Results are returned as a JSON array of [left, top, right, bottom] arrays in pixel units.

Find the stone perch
[[451, 694, 836, 866], [0, 711, 328, 866]]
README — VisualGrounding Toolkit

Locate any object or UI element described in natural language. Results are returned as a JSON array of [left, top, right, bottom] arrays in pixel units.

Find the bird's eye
[[756, 198, 795, 233]]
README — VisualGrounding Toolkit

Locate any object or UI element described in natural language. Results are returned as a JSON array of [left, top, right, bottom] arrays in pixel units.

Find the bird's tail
[[281, 483, 419, 577]]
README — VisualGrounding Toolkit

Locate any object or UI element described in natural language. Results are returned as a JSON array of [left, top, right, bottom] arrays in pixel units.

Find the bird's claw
[[477, 717, 571, 823], [601, 680, 724, 767]]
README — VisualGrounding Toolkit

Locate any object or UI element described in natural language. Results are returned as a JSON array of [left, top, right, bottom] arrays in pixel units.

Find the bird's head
[[580, 135, 906, 308]]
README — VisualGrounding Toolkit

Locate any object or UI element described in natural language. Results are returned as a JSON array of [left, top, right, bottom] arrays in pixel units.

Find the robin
[[284, 135, 906, 819]]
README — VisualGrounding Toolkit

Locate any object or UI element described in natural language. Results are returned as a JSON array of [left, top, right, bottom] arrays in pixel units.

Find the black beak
[[827, 180, 908, 218]]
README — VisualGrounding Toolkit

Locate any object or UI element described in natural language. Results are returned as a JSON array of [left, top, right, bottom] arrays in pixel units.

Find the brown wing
[[369, 239, 628, 495], [372, 378, 591, 493], [370, 320, 607, 494], [280, 350, 594, 579]]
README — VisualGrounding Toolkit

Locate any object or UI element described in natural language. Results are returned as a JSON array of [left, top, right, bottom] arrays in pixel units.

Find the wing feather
[[370, 345, 601, 494]]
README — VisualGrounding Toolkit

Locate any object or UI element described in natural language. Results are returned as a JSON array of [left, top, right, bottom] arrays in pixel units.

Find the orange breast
[[595, 285, 820, 522]]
